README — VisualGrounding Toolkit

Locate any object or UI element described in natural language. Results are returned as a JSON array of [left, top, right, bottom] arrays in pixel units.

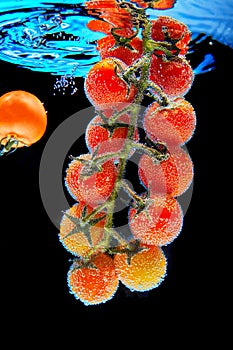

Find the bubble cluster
[[53, 65, 78, 95]]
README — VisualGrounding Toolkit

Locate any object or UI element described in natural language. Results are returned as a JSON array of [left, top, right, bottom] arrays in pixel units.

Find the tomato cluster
[[59, 0, 196, 305]]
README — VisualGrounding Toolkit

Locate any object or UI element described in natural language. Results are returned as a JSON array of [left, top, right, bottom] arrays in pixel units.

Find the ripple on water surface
[[0, 0, 232, 79]]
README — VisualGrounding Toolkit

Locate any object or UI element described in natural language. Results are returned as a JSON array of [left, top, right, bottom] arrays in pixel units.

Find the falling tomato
[[0, 90, 47, 155]]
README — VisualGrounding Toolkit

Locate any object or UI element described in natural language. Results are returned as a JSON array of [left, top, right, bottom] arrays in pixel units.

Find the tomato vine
[[60, 0, 196, 306]]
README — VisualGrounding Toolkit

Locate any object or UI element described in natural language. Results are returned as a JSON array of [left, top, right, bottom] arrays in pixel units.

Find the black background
[[0, 37, 231, 339]]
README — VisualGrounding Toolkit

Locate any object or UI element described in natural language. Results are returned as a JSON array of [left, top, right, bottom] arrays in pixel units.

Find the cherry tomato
[[84, 58, 137, 111]]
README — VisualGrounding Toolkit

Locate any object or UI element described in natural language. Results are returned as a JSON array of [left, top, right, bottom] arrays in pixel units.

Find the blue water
[[148, 0, 233, 49], [0, 0, 105, 76], [0, 0, 232, 79]]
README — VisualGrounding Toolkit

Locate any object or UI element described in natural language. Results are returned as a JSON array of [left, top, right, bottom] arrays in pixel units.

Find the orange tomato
[[59, 203, 106, 258], [68, 253, 119, 305], [0, 90, 47, 151], [114, 244, 167, 292]]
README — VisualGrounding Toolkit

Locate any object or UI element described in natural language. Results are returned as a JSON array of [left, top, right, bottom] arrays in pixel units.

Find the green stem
[[94, 151, 123, 165], [82, 202, 107, 223], [148, 81, 170, 106], [83, 6, 170, 253], [84, 226, 128, 260], [121, 180, 144, 204], [130, 141, 169, 161], [105, 227, 128, 245], [99, 12, 155, 244], [0, 136, 20, 156]]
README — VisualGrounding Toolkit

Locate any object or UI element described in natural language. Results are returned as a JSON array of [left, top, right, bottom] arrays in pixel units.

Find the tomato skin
[[130, 0, 176, 9], [149, 55, 194, 98], [85, 113, 139, 158], [114, 244, 167, 292], [59, 203, 106, 258], [86, 19, 113, 34], [84, 58, 137, 111], [129, 194, 183, 246], [130, 0, 148, 8], [138, 147, 194, 197], [85, 0, 134, 35], [151, 16, 191, 55], [143, 98, 196, 147], [151, 0, 176, 9], [0, 90, 47, 147], [68, 252, 119, 306], [65, 153, 118, 208]]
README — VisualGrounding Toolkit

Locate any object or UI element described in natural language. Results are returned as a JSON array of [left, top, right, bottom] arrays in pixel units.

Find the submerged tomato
[[84, 58, 137, 111]]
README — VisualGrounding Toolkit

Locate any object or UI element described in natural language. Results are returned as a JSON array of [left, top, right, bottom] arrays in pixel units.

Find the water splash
[[0, 1, 104, 76], [0, 0, 232, 81]]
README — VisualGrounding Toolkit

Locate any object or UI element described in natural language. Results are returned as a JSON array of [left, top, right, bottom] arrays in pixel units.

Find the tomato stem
[[121, 180, 144, 204], [65, 2, 172, 255], [0, 136, 19, 156], [94, 152, 123, 165], [130, 141, 169, 161], [147, 81, 170, 106], [82, 202, 107, 223], [84, 227, 128, 260], [94, 7, 155, 245]]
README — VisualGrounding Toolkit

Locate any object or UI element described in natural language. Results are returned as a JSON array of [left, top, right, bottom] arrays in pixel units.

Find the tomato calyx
[[146, 39, 175, 58], [130, 192, 154, 219], [121, 181, 155, 220], [110, 26, 140, 52], [124, 239, 148, 264], [113, 60, 138, 97], [144, 136, 168, 154], [150, 30, 187, 57], [61, 208, 106, 246], [69, 152, 105, 178], [0, 135, 28, 156], [107, 239, 146, 264], [70, 256, 98, 271]]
